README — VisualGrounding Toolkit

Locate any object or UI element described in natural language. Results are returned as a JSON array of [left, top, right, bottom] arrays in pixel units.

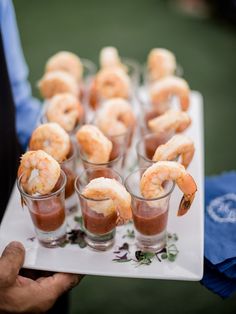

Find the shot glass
[[60, 142, 78, 215], [138, 91, 169, 137], [74, 167, 122, 250], [136, 133, 173, 170], [125, 169, 175, 252], [17, 170, 67, 248]]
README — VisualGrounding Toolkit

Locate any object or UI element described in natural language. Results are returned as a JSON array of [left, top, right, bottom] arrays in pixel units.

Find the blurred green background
[[13, 0, 236, 313]]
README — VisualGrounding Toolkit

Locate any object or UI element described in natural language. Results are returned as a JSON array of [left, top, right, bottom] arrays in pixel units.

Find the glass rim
[[17, 169, 67, 200], [124, 168, 175, 201], [74, 167, 123, 201]]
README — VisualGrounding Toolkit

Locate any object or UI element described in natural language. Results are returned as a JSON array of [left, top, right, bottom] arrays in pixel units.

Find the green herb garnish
[[74, 216, 84, 228], [122, 229, 135, 239], [135, 251, 155, 266]]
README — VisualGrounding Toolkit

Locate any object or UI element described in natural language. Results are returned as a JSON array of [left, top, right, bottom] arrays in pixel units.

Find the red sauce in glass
[[83, 207, 117, 235], [30, 198, 65, 232], [133, 203, 168, 236]]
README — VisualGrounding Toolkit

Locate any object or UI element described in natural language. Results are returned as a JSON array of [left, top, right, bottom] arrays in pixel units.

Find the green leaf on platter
[[161, 253, 168, 259], [122, 229, 135, 239]]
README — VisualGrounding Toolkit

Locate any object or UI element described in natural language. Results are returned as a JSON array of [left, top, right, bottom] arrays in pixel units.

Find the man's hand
[[0, 241, 82, 313]]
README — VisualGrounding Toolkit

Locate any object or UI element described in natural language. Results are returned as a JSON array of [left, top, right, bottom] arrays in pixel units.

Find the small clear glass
[[138, 91, 169, 137], [74, 167, 123, 251], [17, 170, 67, 248], [136, 133, 173, 170], [125, 169, 175, 252]]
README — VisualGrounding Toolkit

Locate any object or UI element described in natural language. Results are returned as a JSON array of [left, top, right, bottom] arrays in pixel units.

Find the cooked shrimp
[[18, 150, 61, 195], [150, 76, 190, 111], [45, 51, 83, 81], [82, 177, 132, 222], [38, 71, 78, 99], [140, 161, 197, 216], [152, 134, 195, 168], [46, 93, 84, 132], [147, 48, 176, 81], [76, 125, 112, 163], [95, 67, 131, 100], [99, 46, 126, 70], [95, 98, 136, 136], [148, 109, 191, 135], [29, 123, 70, 162]]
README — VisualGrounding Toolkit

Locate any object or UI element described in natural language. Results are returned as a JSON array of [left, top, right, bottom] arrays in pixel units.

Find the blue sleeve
[[0, 0, 41, 150]]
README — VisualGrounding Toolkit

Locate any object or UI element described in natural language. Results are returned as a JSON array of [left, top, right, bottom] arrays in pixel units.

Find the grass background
[[13, 0, 236, 313]]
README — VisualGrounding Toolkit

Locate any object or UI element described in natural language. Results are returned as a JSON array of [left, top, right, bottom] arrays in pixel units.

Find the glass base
[[85, 229, 116, 251], [35, 221, 67, 248], [65, 192, 79, 215], [135, 230, 167, 253]]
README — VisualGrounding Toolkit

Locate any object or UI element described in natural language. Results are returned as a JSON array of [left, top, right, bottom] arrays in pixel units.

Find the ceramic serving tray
[[0, 91, 204, 281]]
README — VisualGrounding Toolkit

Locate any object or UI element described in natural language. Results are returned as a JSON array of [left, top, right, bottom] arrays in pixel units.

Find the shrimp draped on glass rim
[[152, 134, 195, 168], [140, 161, 197, 216], [38, 70, 79, 99], [149, 76, 190, 113], [45, 51, 83, 82], [76, 124, 112, 164], [46, 93, 84, 132], [95, 98, 136, 137], [89, 67, 131, 108], [29, 122, 71, 163], [81, 177, 132, 223], [148, 109, 191, 135], [18, 150, 61, 195]]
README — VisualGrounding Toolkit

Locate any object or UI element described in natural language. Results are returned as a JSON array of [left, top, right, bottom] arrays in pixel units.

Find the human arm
[[0, 0, 41, 150]]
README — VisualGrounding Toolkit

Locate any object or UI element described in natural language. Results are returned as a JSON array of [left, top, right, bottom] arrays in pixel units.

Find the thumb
[[0, 241, 25, 288], [39, 273, 83, 298]]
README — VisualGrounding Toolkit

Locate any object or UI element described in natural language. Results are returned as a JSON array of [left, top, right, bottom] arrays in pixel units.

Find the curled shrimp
[[99, 46, 126, 71], [38, 71, 79, 99], [150, 76, 190, 112], [148, 109, 191, 135], [76, 125, 112, 163], [29, 123, 70, 162], [46, 93, 84, 132], [18, 150, 61, 195], [89, 68, 131, 107], [152, 134, 195, 168], [82, 177, 132, 222], [147, 48, 176, 81], [95, 98, 136, 137], [45, 51, 83, 82], [140, 161, 197, 216]]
